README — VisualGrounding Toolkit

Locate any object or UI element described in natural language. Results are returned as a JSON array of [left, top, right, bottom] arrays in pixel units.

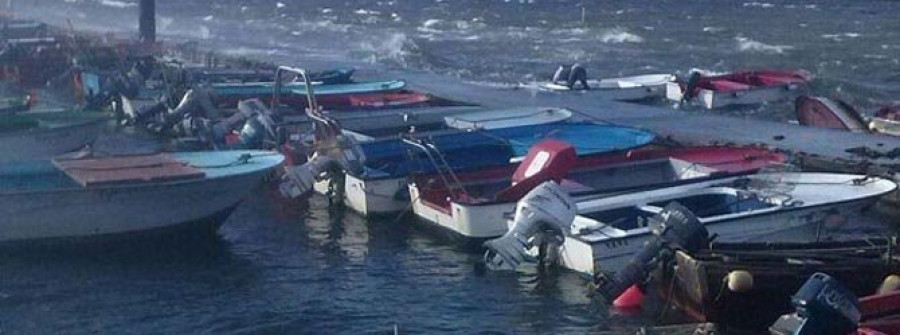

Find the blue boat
[[212, 79, 406, 97], [0, 150, 284, 243], [331, 122, 656, 216]]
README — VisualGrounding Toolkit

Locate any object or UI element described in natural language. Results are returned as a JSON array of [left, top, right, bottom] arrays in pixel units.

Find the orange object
[[613, 284, 645, 309]]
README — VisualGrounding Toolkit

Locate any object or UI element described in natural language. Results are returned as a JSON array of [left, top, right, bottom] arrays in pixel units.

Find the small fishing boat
[[408, 140, 784, 240], [524, 73, 675, 102], [0, 150, 283, 243], [795, 95, 869, 132], [667, 70, 813, 109], [795, 95, 900, 137], [659, 239, 900, 330], [485, 172, 896, 276], [186, 67, 354, 85], [211, 80, 409, 110], [296, 122, 655, 216], [0, 111, 109, 163]]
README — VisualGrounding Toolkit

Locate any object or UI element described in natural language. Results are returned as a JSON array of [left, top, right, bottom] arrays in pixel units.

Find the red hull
[[692, 69, 813, 94]]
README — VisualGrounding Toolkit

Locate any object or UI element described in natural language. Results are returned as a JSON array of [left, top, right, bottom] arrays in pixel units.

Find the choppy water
[[4, 0, 900, 333]]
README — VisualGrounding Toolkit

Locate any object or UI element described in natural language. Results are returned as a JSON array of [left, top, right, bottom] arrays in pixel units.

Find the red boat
[[795, 95, 869, 132], [668, 69, 814, 109]]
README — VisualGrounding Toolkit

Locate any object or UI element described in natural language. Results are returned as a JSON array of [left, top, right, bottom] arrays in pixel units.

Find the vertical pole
[[139, 0, 156, 43]]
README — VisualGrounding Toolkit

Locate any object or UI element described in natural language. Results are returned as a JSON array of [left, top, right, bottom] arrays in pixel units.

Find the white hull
[[558, 199, 872, 276], [666, 81, 808, 109], [315, 174, 409, 216], [525, 74, 674, 101], [0, 119, 107, 163], [0, 165, 268, 242], [409, 185, 513, 238]]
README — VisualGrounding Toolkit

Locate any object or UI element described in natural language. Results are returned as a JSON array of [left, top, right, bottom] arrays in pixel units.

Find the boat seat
[[494, 139, 577, 202]]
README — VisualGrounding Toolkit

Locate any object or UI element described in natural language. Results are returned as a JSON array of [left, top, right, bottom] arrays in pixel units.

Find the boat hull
[[559, 198, 878, 276], [313, 174, 410, 217], [666, 80, 808, 109], [0, 167, 266, 242]]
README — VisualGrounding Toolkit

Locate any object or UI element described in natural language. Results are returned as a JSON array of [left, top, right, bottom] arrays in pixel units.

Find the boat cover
[[53, 154, 206, 187]]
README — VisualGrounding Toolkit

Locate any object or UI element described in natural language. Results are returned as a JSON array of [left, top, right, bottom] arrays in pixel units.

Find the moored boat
[[484, 173, 897, 276], [524, 73, 675, 102], [659, 239, 900, 330], [211, 80, 411, 110], [408, 140, 784, 241], [0, 150, 284, 243], [296, 122, 655, 216], [667, 70, 813, 109]]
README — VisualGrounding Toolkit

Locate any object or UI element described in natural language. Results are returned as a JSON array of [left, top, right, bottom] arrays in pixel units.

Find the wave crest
[[735, 36, 793, 54]]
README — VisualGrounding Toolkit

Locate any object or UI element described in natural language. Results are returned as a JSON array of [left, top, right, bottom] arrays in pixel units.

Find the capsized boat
[[0, 150, 284, 243], [483, 172, 896, 276], [667, 70, 813, 109], [286, 122, 655, 216], [0, 110, 108, 163], [659, 239, 900, 330], [408, 139, 784, 240], [523, 73, 676, 102], [795, 95, 869, 132]]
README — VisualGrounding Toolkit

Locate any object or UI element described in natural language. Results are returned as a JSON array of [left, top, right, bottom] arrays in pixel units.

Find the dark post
[[139, 0, 156, 43]]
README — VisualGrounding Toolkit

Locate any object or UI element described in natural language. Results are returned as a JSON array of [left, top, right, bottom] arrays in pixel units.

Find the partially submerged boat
[[408, 140, 784, 240], [795, 95, 900, 137], [0, 150, 283, 243], [795, 95, 869, 132], [0, 110, 109, 163], [524, 73, 675, 102], [484, 172, 896, 275], [667, 70, 813, 109], [297, 122, 656, 216]]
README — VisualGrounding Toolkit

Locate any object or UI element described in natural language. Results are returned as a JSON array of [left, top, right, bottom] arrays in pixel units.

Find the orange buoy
[[613, 284, 645, 309]]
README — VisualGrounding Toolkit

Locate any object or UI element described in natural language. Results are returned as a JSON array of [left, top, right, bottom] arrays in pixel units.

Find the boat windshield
[[647, 192, 774, 217]]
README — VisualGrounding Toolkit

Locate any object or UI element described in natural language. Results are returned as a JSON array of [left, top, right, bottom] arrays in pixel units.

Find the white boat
[[442, 107, 572, 130], [0, 111, 108, 163], [305, 123, 655, 217], [408, 141, 783, 240], [526, 74, 675, 102], [666, 70, 813, 109], [484, 173, 897, 276], [0, 150, 284, 243]]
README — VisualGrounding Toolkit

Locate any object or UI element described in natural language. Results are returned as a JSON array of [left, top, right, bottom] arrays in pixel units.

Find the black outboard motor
[[594, 202, 709, 301], [769, 272, 861, 335], [681, 71, 703, 104]]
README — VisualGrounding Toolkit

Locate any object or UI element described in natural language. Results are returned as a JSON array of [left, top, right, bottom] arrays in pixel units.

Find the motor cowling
[[594, 202, 709, 302], [769, 272, 861, 335], [483, 181, 577, 270]]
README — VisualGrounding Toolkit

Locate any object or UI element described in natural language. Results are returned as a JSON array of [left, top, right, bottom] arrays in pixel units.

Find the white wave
[[600, 28, 644, 43], [354, 9, 381, 15], [356, 33, 418, 67], [202, 15, 214, 21], [418, 19, 485, 34], [735, 36, 793, 54], [703, 26, 726, 33], [821, 32, 861, 42], [97, 0, 135, 8], [742, 2, 774, 8]]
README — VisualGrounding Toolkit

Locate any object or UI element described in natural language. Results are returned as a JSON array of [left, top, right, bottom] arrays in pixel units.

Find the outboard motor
[[769, 272, 861, 335], [278, 134, 365, 198], [483, 181, 577, 270], [236, 99, 279, 148], [681, 71, 703, 103], [594, 202, 709, 301]]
